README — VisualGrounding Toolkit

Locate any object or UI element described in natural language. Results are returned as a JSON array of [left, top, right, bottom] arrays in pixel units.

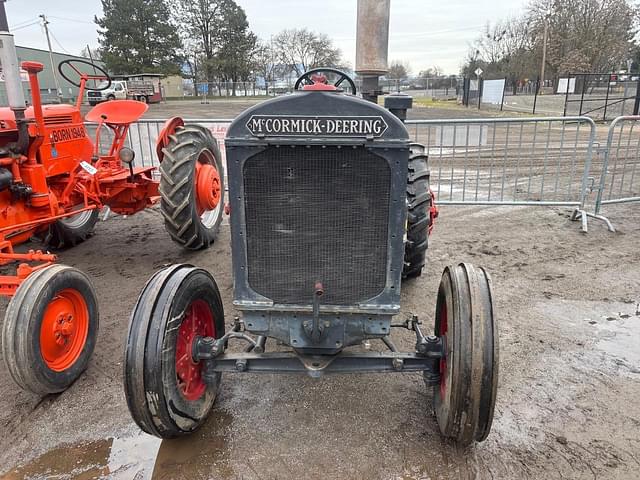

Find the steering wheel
[[58, 59, 112, 91], [294, 68, 357, 95]]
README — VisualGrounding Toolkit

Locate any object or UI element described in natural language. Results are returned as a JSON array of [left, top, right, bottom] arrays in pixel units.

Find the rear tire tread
[[403, 146, 433, 279], [159, 125, 224, 250]]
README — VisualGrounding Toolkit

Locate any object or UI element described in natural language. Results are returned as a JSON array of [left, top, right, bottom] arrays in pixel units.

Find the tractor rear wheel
[[403, 143, 434, 279], [159, 125, 225, 250], [432, 263, 498, 446], [2, 265, 99, 395], [123, 264, 225, 438], [46, 208, 99, 249]]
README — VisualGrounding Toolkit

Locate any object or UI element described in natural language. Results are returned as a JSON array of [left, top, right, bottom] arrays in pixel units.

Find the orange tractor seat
[[85, 100, 149, 126]]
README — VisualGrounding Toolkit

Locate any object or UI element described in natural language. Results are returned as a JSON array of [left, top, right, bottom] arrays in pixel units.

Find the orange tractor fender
[[156, 117, 185, 163]]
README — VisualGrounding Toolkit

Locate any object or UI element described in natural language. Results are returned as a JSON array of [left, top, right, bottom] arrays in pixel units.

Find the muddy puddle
[[536, 299, 640, 373], [2, 410, 233, 480]]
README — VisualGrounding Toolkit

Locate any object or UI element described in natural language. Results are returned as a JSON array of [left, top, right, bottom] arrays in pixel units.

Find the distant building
[[160, 75, 184, 98], [0, 46, 106, 106]]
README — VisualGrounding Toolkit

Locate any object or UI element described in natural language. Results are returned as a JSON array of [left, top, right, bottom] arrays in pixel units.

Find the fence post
[[462, 77, 470, 106], [603, 75, 611, 121], [634, 79, 640, 115], [563, 75, 570, 116], [578, 74, 586, 116]]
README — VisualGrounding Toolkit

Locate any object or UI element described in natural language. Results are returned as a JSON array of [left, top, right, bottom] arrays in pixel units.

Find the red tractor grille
[[44, 115, 74, 126]]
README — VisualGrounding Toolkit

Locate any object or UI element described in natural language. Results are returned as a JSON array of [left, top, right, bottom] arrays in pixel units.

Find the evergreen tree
[[96, 0, 182, 74]]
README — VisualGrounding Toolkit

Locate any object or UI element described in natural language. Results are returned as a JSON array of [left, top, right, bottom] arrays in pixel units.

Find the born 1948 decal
[[246, 115, 388, 138], [50, 126, 87, 143]]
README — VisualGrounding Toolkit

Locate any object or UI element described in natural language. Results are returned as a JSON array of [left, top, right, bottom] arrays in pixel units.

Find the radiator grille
[[243, 146, 391, 305], [44, 115, 74, 125]]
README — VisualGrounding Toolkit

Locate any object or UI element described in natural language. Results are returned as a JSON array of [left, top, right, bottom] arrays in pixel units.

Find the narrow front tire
[[123, 264, 225, 438], [433, 263, 498, 446]]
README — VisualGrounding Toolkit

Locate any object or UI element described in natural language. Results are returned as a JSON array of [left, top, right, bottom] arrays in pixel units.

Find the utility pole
[[86, 44, 97, 74], [39, 14, 62, 100], [539, 6, 551, 95]]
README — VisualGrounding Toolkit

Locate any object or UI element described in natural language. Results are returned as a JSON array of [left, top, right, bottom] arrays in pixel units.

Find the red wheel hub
[[195, 159, 221, 216], [175, 299, 216, 401], [39, 289, 89, 372], [439, 301, 448, 399]]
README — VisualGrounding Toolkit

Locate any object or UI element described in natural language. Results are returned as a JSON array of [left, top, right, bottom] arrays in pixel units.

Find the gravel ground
[[0, 202, 638, 480]]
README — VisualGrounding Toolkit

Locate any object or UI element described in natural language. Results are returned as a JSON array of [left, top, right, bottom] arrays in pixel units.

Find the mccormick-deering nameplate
[[246, 115, 389, 137]]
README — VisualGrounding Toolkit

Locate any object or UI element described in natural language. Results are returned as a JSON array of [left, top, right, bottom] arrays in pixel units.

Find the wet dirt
[[0, 202, 638, 480]]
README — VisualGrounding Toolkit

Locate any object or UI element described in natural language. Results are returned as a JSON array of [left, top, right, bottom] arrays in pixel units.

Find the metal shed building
[[0, 45, 106, 106]]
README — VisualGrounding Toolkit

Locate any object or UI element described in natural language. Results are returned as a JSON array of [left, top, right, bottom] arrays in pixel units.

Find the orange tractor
[[0, 24, 224, 395]]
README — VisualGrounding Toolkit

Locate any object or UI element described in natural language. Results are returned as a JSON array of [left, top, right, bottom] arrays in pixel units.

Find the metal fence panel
[[88, 116, 599, 230], [85, 119, 233, 176], [407, 117, 596, 209], [581, 116, 640, 232], [563, 74, 640, 122]]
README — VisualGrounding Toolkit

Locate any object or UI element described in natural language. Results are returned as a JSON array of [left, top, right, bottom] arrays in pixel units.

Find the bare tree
[[465, 17, 535, 77], [528, 0, 639, 75], [386, 60, 411, 92], [253, 40, 279, 95], [272, 28, 342, 77], [387, 60, 411, 80], [80, 46, 102, 61]]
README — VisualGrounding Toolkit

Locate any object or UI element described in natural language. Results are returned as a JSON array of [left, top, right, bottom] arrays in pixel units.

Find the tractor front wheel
[[159, 125, 225, 250], [46, 208, 99, 249], [403, 143, 434, 279], [432, 263, 498, 446], [123, 265, 225, 438], [2, 265, 99, 395]]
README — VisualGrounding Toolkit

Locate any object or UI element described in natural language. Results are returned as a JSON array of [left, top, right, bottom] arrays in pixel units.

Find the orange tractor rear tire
[[45, 209, 99, 249], [159, 125, 225, 250], [2, 264, 99, 395]]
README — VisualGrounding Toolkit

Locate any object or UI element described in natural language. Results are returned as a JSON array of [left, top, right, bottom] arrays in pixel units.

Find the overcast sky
[[6, 0, 527, 75]]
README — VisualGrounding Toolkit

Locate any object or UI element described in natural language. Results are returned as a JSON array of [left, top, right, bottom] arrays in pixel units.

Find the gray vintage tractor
[[123, 68, 498, 447]]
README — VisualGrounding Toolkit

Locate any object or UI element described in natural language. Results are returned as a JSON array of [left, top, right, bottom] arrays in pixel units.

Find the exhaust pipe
[[0, 0, 28, 154], [355, 0, 390, 103]]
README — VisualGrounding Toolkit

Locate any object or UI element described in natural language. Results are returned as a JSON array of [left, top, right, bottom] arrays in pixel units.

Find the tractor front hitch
[[191, 315, 444, 382]]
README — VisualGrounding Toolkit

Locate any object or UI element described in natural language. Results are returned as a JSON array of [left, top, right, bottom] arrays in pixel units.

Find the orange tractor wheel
[[2, 265, 99, 395], [159, 125, 225, 250]]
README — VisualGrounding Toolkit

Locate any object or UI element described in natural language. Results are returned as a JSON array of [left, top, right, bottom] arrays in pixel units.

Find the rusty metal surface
[[355, 0, 390, 75]]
